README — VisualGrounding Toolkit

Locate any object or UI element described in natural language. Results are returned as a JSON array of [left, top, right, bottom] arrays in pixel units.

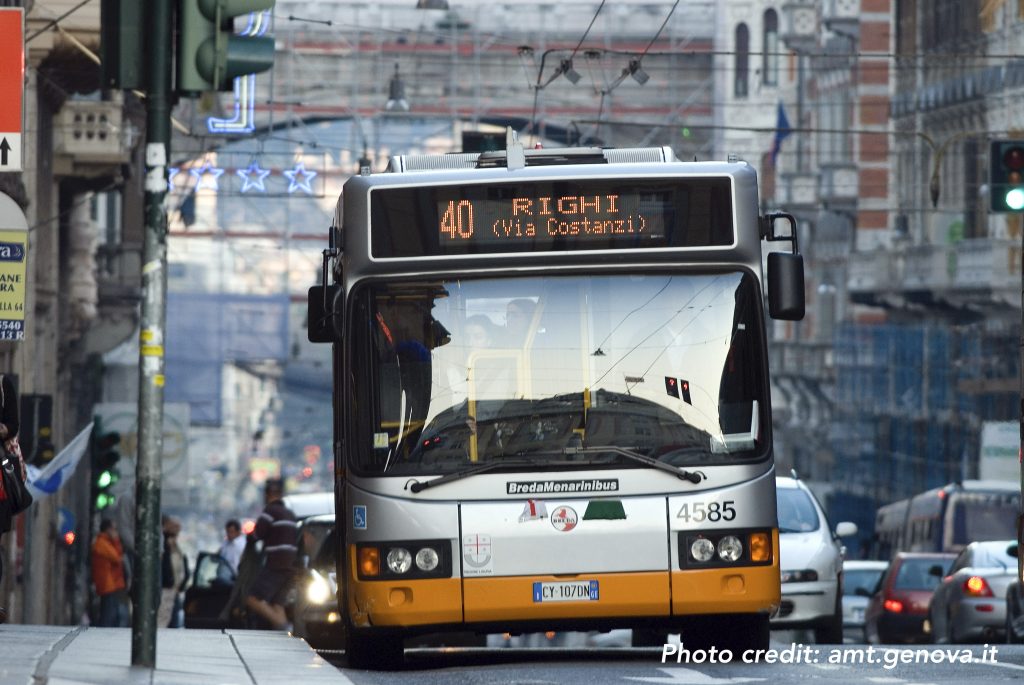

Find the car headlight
[[780, 569, 818, 583], [386, 547, 413, 574], [306, 570, 331, 605]]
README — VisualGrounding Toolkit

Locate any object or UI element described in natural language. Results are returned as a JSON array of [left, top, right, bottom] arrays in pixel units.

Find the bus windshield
[[353, 271, 768, 476]]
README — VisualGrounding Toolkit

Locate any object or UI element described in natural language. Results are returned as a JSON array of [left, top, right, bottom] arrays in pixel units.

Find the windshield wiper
[[520, 445, 704, 483], [405, 458, 542, 493]]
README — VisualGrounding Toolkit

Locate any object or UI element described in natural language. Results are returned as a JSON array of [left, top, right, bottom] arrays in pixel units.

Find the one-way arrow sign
[[0, 9, 25, 172]]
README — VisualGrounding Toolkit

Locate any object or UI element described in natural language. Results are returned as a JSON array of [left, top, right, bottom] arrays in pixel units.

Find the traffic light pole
[[133, 0, 171, 667]]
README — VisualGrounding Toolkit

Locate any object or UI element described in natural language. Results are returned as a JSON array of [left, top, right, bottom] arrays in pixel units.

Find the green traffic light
[[97, 470, 114, 488], [1006, 187, 1024, 211], [96, 493, 116, 510]]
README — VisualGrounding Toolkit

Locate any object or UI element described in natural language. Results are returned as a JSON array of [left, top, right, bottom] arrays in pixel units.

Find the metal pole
[[1019, 212, 1024, 589], [133, 0, 171, 667]]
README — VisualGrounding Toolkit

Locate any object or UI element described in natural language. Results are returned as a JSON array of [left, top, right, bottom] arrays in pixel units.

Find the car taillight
[[883, 598, 904, 613], [963, 576, 993, 597]]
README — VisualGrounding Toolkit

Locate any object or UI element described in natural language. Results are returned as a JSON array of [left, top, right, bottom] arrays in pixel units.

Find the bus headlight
[[717, 535, 743, 562], [386, 547, 413, 574], [306, 570, 331, 605], [415, 546, 439, 571], [690, 538, 715, 562], [356, 540, 452, 580], [679, 529, 773, 569]]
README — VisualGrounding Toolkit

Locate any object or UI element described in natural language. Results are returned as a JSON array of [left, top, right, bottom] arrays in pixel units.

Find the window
[[763, 10, 779, 86], [735, 23, 749, 98]]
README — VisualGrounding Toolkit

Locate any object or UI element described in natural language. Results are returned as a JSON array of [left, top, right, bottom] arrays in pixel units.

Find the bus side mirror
[[307, 285, 343, 343], [767, 251, 805, 321], [762, 212, 805, 321]]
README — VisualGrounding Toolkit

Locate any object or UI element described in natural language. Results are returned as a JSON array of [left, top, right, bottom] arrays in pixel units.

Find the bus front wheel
[[345, 631, 404, 670], [680, 614, 769, 653]]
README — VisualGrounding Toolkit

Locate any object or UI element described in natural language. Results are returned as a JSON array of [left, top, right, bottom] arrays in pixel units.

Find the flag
[[770, 101, 792, 168], [26, 421, 93, 499]]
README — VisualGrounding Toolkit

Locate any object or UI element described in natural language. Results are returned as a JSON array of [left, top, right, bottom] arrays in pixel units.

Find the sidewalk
[[0, 625, 341, 684]]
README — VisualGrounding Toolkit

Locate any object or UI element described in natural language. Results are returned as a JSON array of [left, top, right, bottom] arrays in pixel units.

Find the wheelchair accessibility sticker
[[353, 505, 367, 530]]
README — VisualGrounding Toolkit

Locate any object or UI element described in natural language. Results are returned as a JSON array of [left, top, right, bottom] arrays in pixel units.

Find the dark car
[[184, 493, 335, 631], [183, 549, 243, 629], [292, 516, 341, 648], [864, 552, 955, 644]]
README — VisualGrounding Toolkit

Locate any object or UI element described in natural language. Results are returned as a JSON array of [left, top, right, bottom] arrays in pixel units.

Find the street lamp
[[385, 63, 410, 112]]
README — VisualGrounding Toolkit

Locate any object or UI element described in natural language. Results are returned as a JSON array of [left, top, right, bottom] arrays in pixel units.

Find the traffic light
[[989, 139, 1024, 212], [90, 424, 122, 512], [99, 0, 145, 89], [177, 0, 276, 94]]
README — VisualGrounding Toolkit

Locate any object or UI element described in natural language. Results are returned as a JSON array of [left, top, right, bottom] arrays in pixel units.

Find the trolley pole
[[132, 0, 171, 667]]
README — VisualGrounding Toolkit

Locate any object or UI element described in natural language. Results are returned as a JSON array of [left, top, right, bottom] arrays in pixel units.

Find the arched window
[[735, 23, 749, 98], [763, 9, 779, 86]]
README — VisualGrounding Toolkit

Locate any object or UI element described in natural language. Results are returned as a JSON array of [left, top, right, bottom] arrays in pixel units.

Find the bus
[[873, 480, 1020, 558], [307, 136, 804, 667]]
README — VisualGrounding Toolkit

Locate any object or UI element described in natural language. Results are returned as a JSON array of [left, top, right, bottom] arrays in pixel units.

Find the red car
[[864, 552, 955, 644]]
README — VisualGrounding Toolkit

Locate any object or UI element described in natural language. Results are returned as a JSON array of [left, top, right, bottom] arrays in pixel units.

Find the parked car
[[772, 477, 858, 643], [863, 552, 954, 644], [1004, 545, 1024, 644], [184, 492, 335, 631], [292, 516, 342, 648], [842, 560, 888, 642], [928, 540, 1016, 644], [182, 550, 238, 629]]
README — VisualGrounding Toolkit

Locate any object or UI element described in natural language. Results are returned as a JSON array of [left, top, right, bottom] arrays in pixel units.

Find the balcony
[[848, 239, 1021, 312], [54, 100, 133, 176], [817, 163, 858, 206], [822, 0, 858, 37], [778, 171, 819, 211]]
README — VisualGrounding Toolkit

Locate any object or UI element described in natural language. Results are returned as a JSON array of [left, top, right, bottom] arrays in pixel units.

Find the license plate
[[532, 580, 599, 602]]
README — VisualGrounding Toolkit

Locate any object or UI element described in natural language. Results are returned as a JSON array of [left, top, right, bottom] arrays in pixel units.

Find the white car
[[772, 477, 858, 643], [842, 559, 888, 642]]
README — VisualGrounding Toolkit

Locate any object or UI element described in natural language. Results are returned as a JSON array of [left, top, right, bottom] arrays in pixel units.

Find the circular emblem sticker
[[550, 506, 578, 532]]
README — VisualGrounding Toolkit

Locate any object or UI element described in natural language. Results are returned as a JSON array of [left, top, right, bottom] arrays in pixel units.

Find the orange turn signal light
[[749, 532, 771, 562], [359, 546, 380, 577]]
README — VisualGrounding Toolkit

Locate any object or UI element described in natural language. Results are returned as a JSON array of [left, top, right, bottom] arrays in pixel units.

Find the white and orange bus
[[308, 137, 804, 667]]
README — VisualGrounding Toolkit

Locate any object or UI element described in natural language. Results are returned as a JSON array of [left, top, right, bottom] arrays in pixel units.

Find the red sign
[[0, 8, 24, 172]]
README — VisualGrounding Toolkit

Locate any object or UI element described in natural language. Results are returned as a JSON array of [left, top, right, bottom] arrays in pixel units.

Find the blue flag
[[770, 101, 792, 168]]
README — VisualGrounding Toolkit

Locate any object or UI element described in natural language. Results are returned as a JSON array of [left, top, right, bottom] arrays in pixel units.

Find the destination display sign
[[370, 177, 734, 257]]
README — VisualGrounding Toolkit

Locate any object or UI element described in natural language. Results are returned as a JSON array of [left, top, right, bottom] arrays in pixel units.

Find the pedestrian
[[91, 519, 128, 627], [159, 516, 189, 628], [244, 478, 297, 630], [0, 373, 19, 624], [218, 518, 246, 574]]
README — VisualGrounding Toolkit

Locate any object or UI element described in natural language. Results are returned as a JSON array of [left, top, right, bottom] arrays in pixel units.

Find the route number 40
[[677, 500, 737, 523]]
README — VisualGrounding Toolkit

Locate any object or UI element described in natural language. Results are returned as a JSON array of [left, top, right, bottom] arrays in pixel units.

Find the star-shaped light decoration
[[167, 167, 180, 192], [189, 161, 226, 191], [283, 162, 318, 195], [236, 161, 272, 193]]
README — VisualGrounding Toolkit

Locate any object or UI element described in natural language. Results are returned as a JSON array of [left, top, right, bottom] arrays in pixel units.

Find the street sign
[[0, 191, 27, 341], [0, 8, 24, 172]]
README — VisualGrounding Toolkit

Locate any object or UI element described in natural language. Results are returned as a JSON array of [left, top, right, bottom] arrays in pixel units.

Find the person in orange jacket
[[91, 519, 128, 627]]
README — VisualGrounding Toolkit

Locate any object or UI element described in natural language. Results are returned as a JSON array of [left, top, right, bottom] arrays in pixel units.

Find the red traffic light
[[1004, 146, 1024, 171]]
